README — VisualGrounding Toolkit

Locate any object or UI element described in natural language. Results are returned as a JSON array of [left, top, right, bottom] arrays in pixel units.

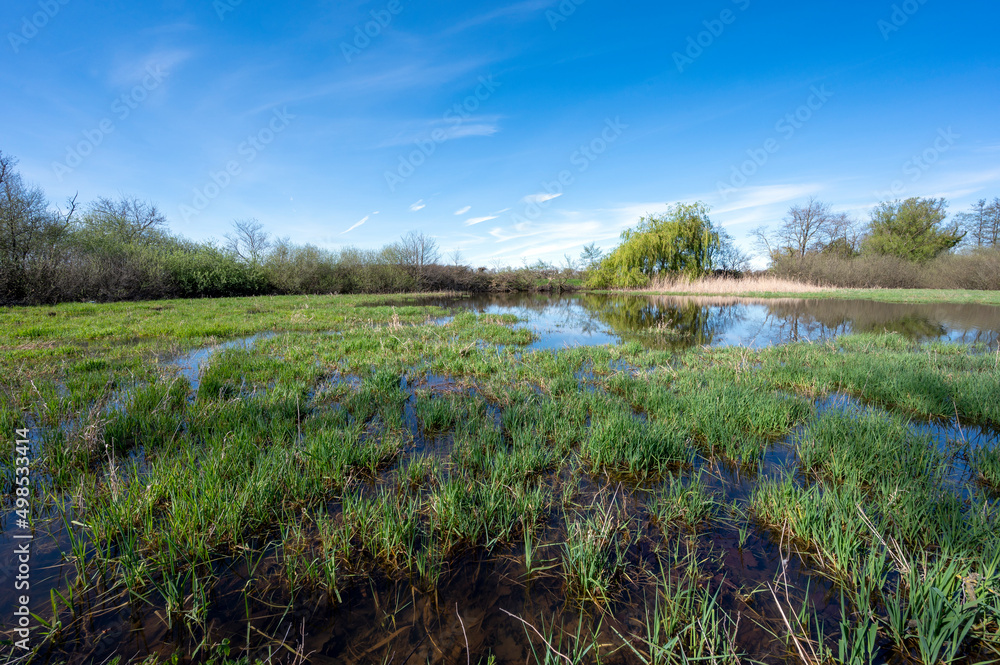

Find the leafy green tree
[[862, 197, 963, 261], [588, 202, 721, 287]]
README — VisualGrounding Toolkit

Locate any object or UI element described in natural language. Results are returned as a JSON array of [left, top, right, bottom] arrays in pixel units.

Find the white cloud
[[465, 215, 499, 226], [521, 192, 563, 204], [483, 215, 608, 264], [712, 184, 824, 217], [379, 120, 501, 148], [454, 206, 472, 215], [341, 216, 369, 234], [444, 0, 555, 34], [409, 200, 426, 212], [109, 48, 193, 87], [271, 58, 498, 109], [443, 123, 500, 139]]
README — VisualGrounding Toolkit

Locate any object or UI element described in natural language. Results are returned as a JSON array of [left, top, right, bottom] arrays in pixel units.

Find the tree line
[[751, 196, 1000, 289], [583, 195, 1000, 290], [4, 144, 999, 305], [751, 196, 999, 262], [0, 150, 584, 305]]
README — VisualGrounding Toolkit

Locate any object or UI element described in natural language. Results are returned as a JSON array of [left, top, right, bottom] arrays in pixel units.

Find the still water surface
[[418, 292, 1000, 350]]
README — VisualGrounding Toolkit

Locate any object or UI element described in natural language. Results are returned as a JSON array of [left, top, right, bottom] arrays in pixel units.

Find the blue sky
[[3, 0, 999, 267]]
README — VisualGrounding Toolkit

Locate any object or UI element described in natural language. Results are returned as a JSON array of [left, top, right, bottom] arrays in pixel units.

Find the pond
[[417, 292, 1000, 350]]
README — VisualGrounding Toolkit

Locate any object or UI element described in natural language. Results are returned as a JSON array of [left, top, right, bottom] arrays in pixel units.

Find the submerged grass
[[3, 291, 999, 663]]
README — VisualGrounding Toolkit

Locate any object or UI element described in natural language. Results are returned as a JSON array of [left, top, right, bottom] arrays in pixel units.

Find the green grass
[[647, 471, 718, 532], [616, 546, 743, 664], [0, 293, 449, 345], [560, 500, 634, 608], [3, 292, 1000, 663], [970, 443, 1000, 489]]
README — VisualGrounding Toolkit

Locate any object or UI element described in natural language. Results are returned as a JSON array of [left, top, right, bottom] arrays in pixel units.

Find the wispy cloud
[[443, 0, 555, 34], [378, 117, 502, 148], [341, 215, 369, 234], [249, 58, 498, 114], [914, 168, 1000, 203], [712, 184, 824, 217], [465, 215, 499, 226], [454, 206, 471, 215], [483, 214, 609, 263], [522, 192, 563, 204], [409, 199, 426, 211], [108, 48, 193, 87]]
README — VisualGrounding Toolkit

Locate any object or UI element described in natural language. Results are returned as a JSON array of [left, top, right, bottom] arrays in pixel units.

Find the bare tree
[[991, 198, 1000, 247], [579, 242, 603, 270], [84, 195, 167, 244], [398, 231, 440, 283], [0, 151, 74, 298], [225, 218, 271, 265], [956, 198, 1000, 247], [448, 248, 465, 267], [750, 224, 776, 262], [754, 198, 854, 263], [713, 229, 752, 273]]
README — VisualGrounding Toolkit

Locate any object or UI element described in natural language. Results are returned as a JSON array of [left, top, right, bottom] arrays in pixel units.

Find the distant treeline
[[755, 196, 1000, 290], [5, 146, 1000, 306], [586, 196, 1000, 290], [0, 151, 581, 305]]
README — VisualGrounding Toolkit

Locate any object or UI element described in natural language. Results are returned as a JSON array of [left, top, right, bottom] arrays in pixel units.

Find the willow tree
[[588, 202, 721, 288]]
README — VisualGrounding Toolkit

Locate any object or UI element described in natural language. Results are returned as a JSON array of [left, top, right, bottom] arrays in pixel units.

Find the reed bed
[[643, 274, 833, 295]]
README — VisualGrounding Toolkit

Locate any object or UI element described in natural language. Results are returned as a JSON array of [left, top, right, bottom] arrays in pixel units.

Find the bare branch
[[225, 218, 271, 265]]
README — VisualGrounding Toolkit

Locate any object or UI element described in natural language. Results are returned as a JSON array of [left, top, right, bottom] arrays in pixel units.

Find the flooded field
[[1, 292, 1000, 664], [419, 292, 1000, 350]]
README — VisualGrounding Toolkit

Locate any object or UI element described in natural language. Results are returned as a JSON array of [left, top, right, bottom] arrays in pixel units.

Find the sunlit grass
[[4, 291, 1000, 662]]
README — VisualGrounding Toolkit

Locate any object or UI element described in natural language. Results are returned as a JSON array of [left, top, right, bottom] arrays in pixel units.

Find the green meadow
[[1, 292, 999, 664]]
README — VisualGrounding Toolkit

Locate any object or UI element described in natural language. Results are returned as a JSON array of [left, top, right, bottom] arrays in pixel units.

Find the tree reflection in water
[[579, 294, 746, 350], [580, 295, 1000, 349], [392, 292, 1000, 350]]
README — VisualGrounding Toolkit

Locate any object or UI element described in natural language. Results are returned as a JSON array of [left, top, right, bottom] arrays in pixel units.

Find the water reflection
[[579, 294, 747, 350], [427, 292, 1000, 350]]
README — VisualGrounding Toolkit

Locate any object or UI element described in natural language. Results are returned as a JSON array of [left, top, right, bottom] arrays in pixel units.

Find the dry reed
[[640, 275, 833, 295]]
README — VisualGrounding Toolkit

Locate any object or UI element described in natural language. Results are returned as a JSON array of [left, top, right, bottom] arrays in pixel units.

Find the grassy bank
[[1, 293, 999, 663]]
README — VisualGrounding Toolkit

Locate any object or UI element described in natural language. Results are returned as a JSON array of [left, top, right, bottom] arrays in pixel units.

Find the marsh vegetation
[[1, 292, 999, 664]]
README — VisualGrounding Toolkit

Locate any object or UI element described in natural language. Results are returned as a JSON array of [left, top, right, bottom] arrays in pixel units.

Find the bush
[[926, 249, 1000, 290], [770, 248, 1000, 289], [164, 245, 268, 298]]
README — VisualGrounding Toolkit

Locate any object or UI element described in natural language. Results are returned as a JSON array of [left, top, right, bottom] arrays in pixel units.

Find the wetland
[[1, 291, 1000, 664]]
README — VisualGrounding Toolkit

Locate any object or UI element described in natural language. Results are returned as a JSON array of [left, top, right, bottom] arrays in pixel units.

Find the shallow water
[[166, 332, 275, 391], [413, 292, 1000, 351], [10, 365, 994, 664], [6, 293, 1000, 663]]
